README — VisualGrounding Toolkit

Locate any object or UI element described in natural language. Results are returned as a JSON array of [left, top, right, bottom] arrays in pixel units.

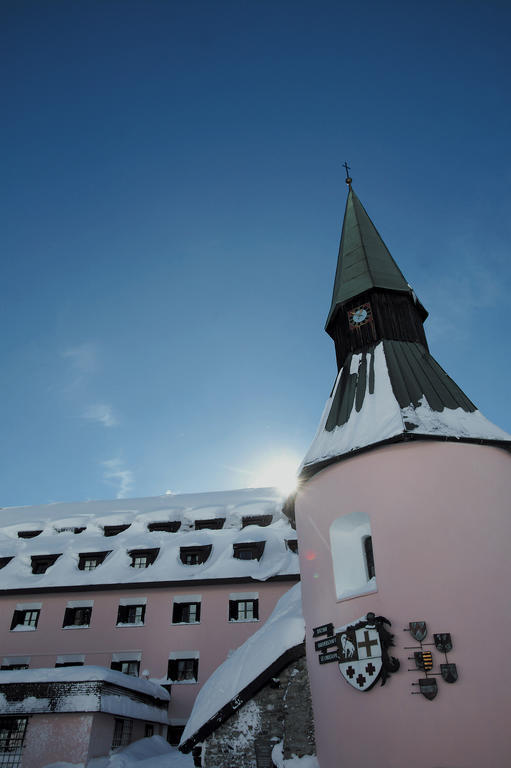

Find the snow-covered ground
[[42, 735, 319, 768]]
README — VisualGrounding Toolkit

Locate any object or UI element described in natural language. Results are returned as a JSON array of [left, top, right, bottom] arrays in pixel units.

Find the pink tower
[[294, 180, 511, 768]]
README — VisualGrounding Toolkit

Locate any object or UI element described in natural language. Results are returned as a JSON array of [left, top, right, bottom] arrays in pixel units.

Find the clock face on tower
[[348, 302, 372, 329]]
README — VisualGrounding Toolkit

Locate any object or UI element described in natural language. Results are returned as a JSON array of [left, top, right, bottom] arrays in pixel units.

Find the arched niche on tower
[[329, 511, 378, 601]]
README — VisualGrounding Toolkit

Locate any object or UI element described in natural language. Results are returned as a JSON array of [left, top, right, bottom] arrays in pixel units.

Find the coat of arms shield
[[337, 621, 383, 691]]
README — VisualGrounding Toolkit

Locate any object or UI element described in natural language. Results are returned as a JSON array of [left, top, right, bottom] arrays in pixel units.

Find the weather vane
[[343, 161, 352, 187]]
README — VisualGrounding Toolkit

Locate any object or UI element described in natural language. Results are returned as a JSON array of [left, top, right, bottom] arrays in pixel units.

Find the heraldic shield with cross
[[336, 613, 399, 691]]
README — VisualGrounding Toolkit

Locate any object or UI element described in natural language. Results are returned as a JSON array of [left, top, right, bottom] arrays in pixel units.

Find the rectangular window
[[179, 546, 212, 565], [62, 606, 92, 628], [0, 717, 28, 767], [55, 661, 84, 667], [233, 542, 265, 561], [116, 604, 146, 625], [172, 602, 201, 624], [229, 598, 259, 622], [168, 658, 199, 682], [10, 609, 40, 631], [111, 660, 140, 676], [0, 665, 29, 671], [144, 724, 154, 738], [111, 718, 133, 749]]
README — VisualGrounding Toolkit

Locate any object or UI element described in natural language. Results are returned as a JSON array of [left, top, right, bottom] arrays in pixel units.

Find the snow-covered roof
[[0, 488, 299, 591], [0, 665, 169, 723], [180, 583, 304, 752], [0, 664, 169, 699], [301, 341, 511, 476]]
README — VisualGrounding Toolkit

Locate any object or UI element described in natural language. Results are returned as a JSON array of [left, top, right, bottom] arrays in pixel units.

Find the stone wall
[[200, 656, 315, 768]]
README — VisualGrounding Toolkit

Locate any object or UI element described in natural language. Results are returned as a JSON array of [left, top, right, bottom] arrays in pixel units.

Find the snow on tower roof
[[0, 488, 299, 592], [179, 582, 304, 753], [301, 341, 511, 477]]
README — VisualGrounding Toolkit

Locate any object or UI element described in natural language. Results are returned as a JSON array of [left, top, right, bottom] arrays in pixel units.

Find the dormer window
[[241, 515, 272, 528], [18, 530, 43, 539], [129, 548, 159, 568], [0, 557, 13, 569], [56, 527, 86, 534], [233, 542, 265, 561], [286, 539, 298, 553], [194, 518, 225, 531], [103, 524, 131, 537], [31, 554, 60, 574], [179, 545, 212, 566], [147, 521, 181, 533], [78, 551, 111, 571]]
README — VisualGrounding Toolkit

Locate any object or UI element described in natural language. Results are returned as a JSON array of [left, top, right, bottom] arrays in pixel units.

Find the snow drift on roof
[[301, 342, 511, 473], [0, 488, 299, 589], [180, 582, 304, 747]]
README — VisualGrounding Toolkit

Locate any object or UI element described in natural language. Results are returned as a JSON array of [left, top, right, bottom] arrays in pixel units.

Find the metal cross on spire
[[343, 161, 352, 187]]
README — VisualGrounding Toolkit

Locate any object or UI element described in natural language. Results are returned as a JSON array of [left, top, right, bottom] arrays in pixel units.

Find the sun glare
[[251, 454, 300, 497]]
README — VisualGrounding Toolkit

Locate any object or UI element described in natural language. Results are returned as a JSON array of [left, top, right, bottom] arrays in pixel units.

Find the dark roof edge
[[179, 642, 305, 753], [299, 433, 511, 486], [0, 573, 300, 597]]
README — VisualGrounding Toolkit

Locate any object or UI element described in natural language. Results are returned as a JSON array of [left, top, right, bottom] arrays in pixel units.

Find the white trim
[[229, 592, 259, 601], [168, 651, 199, 660], [15, 602, 42, 611], [112, 651, 142, 662], [173, 595, 201, 604], [2, 656, 30, 666], [66, 599, 94, 608], [119, 597, 148, 606], [56, 654, 85, 664]]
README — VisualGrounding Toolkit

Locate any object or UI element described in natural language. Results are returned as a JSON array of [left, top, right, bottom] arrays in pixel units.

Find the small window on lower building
[[144, 723, 154, 738], [10, 608, 40, 631], [111, 718, 133, 749], [0, 717, 28, 766], [62, 605, 92, 628], [229, 599, 259, 621], [117, 604, 146, 626], [111, 659, 140, 676], [167, 654, 199, 683], [1, 657, 30, 671], [172, 600, 201, 624], [55, 655, 85, 667]]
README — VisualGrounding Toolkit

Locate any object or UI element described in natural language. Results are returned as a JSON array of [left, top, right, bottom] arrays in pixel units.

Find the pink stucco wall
[[295, 441, 511, 768], [22, 713, 93, 768], [0, 579, 295, 721]]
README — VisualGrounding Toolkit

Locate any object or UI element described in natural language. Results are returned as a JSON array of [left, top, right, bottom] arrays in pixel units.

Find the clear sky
[[2, 0, 510, 507]]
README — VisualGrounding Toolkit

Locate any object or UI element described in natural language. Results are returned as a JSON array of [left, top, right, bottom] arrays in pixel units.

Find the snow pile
[[271, 741, 319, 768], [43, 736, 193, 768], [180, 583, 304, 746], [0, 488, 299, 589], [302, 342, 511, 470]]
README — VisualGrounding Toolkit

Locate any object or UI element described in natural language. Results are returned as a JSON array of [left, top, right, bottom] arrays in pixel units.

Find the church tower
[[294, 178, 511, 768]]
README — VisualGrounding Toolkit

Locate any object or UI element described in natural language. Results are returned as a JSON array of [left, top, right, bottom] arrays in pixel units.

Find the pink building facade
[[294, 183, 511, 767], [0, 488, 299, 761]]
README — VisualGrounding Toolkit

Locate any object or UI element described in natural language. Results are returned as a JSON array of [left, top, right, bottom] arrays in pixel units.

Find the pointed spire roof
[[326, 187, 418, 333]]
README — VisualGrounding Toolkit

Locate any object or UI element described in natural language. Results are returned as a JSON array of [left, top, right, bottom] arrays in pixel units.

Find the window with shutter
[[10, 609, 40, 630]]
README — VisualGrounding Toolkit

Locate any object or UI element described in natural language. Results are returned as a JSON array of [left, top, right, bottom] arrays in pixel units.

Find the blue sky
[[1, 0, 510, 506]]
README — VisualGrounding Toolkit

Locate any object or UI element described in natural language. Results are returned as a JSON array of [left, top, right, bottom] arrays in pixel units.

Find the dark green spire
[[325, 187, 414, 333]]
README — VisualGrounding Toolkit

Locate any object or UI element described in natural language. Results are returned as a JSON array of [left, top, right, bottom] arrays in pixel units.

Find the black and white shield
[[337, 621, 382, 691], [419, 678, 438, 700], [434, 633, 452, 653], [409, 621, 427, 642], [441, 663, 458, 683]]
